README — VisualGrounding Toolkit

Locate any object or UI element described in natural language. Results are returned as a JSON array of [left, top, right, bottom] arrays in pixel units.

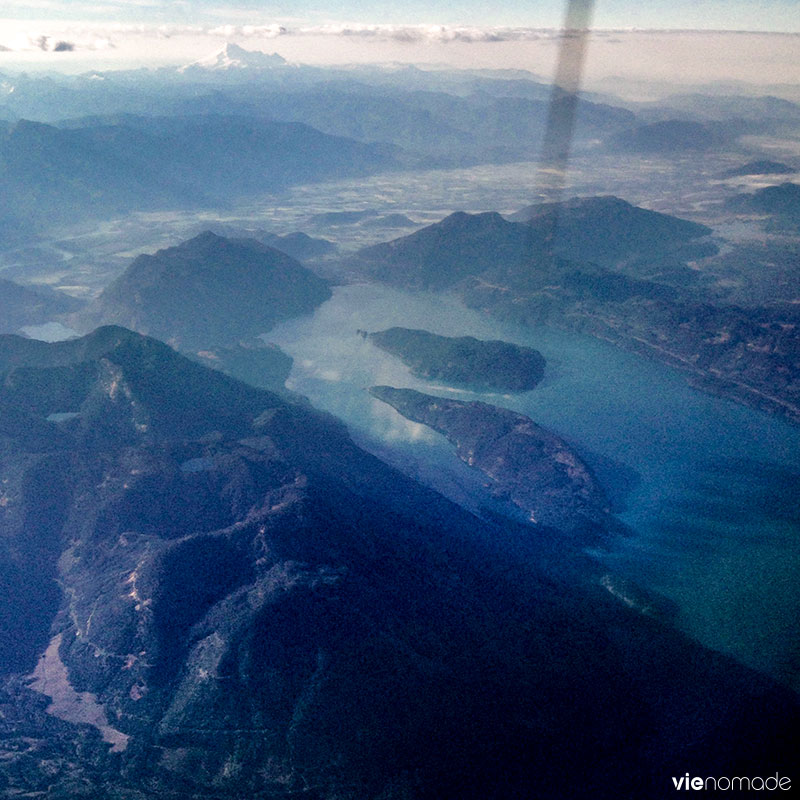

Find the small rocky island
[[365, 327, 545, 392], [369, 386, 617, 538]]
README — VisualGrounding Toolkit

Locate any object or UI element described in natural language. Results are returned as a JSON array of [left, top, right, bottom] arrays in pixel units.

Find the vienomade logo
[[672, 774, 792, 792]]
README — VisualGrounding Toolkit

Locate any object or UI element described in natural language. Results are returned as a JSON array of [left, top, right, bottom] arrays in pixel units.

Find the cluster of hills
[[349, 196, 800, 422]]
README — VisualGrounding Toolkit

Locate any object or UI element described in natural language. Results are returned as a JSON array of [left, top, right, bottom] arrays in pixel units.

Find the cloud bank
[[2, 20, 797, 55]]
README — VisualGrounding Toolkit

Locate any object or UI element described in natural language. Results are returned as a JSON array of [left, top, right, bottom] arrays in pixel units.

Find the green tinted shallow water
[[269, 283, 800, 690]]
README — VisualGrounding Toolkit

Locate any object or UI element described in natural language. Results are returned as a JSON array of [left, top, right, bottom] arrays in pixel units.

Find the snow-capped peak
[[182, 43, 287, 72]]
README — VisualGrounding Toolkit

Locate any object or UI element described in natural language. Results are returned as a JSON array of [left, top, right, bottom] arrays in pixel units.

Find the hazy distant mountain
[[0, 115, 397, 228], [721, 159, 795, 178], [654, 93, 800, 125], [83, 232, 331, 349], [0, 277, 83, 334], [606, 119, 740, 152], [726, 182, 800, 214], [0, 325, 797, 798], [726, 182, 800, 230], [261, 231, 336, 260], [0, 59, 636, 167], [258, 84, 634, 166], [362, 213, 419, 228], [309, 208, 380, 226]]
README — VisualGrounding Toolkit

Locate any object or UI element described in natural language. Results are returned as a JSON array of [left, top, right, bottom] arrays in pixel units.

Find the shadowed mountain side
[[348, 211, 533, 290], [261, 230, 337, 261], [255, 86, 635, 166], [0, 326, 797, 798], [721, 159, 795, 178], [348, 198, 712, 290], [605, 119, 747, 153], [80, 232, 332, 350], [190, 341, 294, 395], [726, 182, 800, 231]]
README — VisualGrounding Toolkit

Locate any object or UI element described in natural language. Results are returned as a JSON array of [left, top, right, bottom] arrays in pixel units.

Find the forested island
[[365, 327, 545, 391]]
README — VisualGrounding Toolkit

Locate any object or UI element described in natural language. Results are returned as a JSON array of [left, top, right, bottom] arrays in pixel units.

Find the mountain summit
[[182, 43, 288, 72], [83, 232, 331, 349]]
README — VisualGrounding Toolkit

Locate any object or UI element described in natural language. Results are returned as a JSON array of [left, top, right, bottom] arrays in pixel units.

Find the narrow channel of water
[[269, 283, 800, 690]]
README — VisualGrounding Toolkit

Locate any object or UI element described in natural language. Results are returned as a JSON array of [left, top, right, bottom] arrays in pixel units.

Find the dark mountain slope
[[0, 327, 797, 798], [350, 211, 531, 289], [721, 159, 795, 177], [726, 182, 800, 230], [606, 118, 744, 153], [351, 198, 711, 291]]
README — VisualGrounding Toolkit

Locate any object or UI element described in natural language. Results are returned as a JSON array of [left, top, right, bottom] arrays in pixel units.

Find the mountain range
[[605, 119, 747, 153], [508, 194, 713, 268], [350, 196, 711, 288], [0, 325, 797, 798], [0, 115, 397, 227]]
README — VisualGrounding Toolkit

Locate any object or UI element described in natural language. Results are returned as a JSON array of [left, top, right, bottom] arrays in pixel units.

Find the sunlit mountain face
[[0, 8, 799, 797]]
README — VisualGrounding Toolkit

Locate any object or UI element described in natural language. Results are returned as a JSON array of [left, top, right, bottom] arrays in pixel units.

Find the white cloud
[[0, 20, 565, 54], [293, 24, 555, 43], [0, 20, 797, 89], [207, 23, 288, 39]]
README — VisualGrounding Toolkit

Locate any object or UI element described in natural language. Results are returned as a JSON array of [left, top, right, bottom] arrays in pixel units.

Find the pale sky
[[0, 1, 798, 88], [2, 1, 799, 31]]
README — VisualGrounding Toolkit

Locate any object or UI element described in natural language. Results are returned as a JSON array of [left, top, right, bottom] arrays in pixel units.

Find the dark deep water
[[269, 283, 800, 691]]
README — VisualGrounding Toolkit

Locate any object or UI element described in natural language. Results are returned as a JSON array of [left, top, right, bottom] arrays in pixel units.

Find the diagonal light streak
[[533, 0, 595, 252]]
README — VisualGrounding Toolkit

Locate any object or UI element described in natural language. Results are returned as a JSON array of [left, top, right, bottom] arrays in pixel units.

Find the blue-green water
[[269, 283, 800, 690]]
